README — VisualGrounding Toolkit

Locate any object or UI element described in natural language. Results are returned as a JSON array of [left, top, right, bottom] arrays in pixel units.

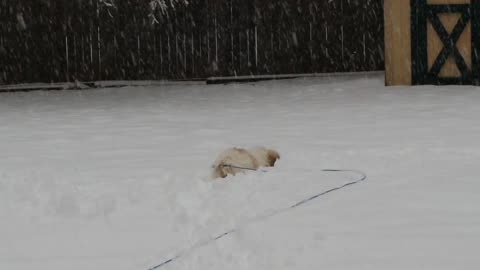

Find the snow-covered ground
[[1, 74, 479, 270]]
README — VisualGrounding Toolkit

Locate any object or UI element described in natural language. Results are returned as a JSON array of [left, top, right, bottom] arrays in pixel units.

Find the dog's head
[[248, 147, 280, 168], [266, 149, 280, 167], [212, 162, 228, 179]]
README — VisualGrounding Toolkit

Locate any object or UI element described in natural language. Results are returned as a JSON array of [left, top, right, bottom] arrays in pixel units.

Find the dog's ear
[[267, 150, 280, 166]]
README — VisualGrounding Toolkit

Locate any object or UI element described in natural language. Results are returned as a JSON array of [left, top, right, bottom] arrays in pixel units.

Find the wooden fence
[[0, 0, 384, 84]]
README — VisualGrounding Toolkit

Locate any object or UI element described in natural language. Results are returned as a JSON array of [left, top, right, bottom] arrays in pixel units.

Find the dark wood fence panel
[[0, 0, 384, 84]]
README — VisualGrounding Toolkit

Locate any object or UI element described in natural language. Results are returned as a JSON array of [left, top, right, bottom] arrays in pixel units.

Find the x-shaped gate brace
[[427, 5, 471, 78], [411, 0, 480, 85]]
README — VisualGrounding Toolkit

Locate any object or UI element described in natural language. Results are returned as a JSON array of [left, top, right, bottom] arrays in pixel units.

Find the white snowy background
[[1, 74, 479, 270]]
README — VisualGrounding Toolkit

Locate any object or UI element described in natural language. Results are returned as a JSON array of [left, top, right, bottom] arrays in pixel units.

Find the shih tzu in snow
[[211, 147, 280, 179]]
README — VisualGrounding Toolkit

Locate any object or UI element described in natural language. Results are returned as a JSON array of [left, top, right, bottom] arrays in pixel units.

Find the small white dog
[[211, 147, 280, 179]]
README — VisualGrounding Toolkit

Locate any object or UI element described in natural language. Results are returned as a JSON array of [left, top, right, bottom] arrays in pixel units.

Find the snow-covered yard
[[1, 74, 479, 270]]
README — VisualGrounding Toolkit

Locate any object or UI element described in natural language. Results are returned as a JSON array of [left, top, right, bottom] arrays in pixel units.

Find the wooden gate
[[385, 0, 480, 85]]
